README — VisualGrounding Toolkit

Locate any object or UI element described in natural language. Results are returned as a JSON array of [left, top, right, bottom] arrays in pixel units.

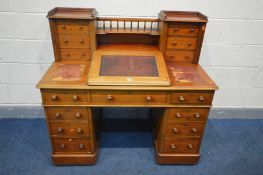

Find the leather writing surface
[[99, 55, 159, 77]]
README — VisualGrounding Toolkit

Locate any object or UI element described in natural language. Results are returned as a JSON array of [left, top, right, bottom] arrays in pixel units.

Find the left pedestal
[[41, 89, 100, 165]]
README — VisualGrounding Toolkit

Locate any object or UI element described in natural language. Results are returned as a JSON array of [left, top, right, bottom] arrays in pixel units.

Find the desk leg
[[151, 108, 200, 164]]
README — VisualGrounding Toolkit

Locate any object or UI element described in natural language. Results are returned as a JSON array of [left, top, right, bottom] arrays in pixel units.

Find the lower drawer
[[161, 138, 200, 154], [50, 122, 90, 138], [53, 138, 91, 153], [165, 50, 195, 63], [60, 49, 90, 61], [166, 108, 210, 122]]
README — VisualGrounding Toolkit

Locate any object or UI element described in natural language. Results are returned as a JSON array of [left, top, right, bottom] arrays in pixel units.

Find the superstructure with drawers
[[37, 7, 218, 165]]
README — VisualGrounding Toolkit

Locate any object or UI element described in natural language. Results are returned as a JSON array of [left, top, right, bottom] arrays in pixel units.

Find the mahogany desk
[[37, 7, 218, 165]]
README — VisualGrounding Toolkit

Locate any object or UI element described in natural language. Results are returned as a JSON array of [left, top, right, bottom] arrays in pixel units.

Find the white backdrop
[[0, 0, 263, 107]]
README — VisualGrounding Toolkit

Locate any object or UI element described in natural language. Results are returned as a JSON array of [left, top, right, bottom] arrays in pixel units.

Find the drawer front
[[90, 91, 167, 105], [170, 92, 213, 105], [167, 24, 200, 36], [56, 20, 89, 35], [166, 108, 210, 122], [58, 35, 90, 48], [166, 37, 197, 50], [53, 138, 91, 153], [60, 49, 90, 61], [164, 122, 205, 137], [161, 138, 200, 154], [50, 122, 90, 137], [165, 50, 195, 62], [45, 107, 90, 121], [42, 90, 89, 105]]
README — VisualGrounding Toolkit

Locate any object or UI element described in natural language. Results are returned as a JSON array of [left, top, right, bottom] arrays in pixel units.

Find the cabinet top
[[159, 11, 208, 22], [47, 7, 97, 19]]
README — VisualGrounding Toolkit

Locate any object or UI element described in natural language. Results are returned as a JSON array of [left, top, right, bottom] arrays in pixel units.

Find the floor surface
[[0, 118, 263, 175]]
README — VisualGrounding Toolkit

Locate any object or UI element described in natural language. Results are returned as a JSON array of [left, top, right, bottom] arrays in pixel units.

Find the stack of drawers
[[41, 89, 97, 165], [55, 19, 91, 61], [154, 90, 214, 164], [165, 23, 202, 63]]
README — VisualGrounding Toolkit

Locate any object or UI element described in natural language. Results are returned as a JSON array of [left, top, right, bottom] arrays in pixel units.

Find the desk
[[37, 8, 218, 165]]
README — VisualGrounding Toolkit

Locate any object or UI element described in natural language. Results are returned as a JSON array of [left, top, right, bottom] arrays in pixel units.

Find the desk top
[[37, 45, 217, 90]]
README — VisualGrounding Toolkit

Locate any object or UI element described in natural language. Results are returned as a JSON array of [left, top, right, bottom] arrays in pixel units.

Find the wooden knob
[[185, 56, 190, 60], [188, 144, 193, 149], [174, 27, 179, 31], [170, 55, 175, 58], [173, 128, 179, 133], [57, 127, 63, 133], [75, 112, 81, 118], [198, 96, 205, 102], [79, 144, 84, 149], [51, 95, 58, 101], [64, 40, 68, 43], [172, 42, 177, 45], [170, 144, 176, 149], [178, 96, 185, 102], [81, 52, 85, 56], [175, 113, 181, 118], [66, 52, 70, 56], [107, 95, 113, 101], [80, 40, 84, 43], [62, 25, 66, 29], [60, 144, 65, 149], [72, 95, 79, 101], [76, 128, 82, 134], [146, 95, 152, 101], [191, 128, 197, 133], [190, 28, 195, 32], [55, 113, 61, 118], [187, 42, 192, 46], [195, 113, 201, 119], [79, 26, 83, 29]]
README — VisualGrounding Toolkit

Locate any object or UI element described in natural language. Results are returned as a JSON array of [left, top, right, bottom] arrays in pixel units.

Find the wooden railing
[[96, 17, 160, 35]]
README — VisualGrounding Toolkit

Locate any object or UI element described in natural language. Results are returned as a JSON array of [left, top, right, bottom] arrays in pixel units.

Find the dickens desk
[[37, 7, 218, 165]]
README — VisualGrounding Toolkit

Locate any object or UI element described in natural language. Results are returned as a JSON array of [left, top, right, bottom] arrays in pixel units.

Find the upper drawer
[[42, 90, 89, 105], [45, 107, 90, 121], [170, 91, 214, 105], [167, 23, 200, 37], [166, 37, 197, 50], [166, 108, 210, 122], [60, 49, 91, 61], [90, 90, 168, 105], [58, 35, 90, 48], [56, 20, 89, 35]]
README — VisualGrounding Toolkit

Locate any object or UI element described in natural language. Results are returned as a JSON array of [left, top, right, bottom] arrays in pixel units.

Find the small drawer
[[161, 138, 200, 154], [165, 50, 195, 62], [167, 23, 200, 36], [53, 138, 91, 153], [170, 92, 214, 105], [166, 108, 210, 122], [164, 122, 205, 137], [166, 37, 197, 50], [58, 35, 90, 48], [45, 107, 90, 121], [90, 91, 167, 105], [50, 122, 90, 137], [42, 90, 89, 105], [56, 20, 89, 35], [60, 49, 90, 61]]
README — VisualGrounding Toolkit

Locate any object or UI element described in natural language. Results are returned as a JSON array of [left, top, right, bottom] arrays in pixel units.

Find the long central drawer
[[90, 90, 168, 105]]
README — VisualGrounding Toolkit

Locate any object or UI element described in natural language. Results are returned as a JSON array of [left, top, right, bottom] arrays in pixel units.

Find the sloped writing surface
[[99, 55, 159, 77]]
